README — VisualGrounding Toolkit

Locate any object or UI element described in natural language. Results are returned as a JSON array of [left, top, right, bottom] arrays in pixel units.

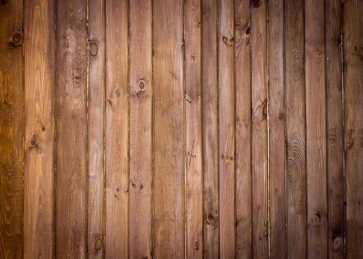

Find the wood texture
[[153, 0, 184, 257], [24, 0, 55, 258], [0, 0, 24, 258]]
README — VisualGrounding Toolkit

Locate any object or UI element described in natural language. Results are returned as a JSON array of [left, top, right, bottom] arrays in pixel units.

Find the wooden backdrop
[[0, 0, 362, 258]]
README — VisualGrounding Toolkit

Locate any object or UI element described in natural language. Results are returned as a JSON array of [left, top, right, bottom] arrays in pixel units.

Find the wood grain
[[0, 0, 24, 258], [153, 0, 184, 257], [24, 0, 55, 258], [129, 0, 152, 258]]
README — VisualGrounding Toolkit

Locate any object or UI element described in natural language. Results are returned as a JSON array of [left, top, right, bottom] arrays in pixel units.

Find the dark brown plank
[[285, 0, 307, 257], [251, 0, 268, 257], [202, 0, 219, 257], [344, 0, 363, 258], [88, 0, 105, 257], [0, 1, 24, 258], [55, 0, 88, 257], [326, 0, 344, 258], [129, 0, 152, 258], [185, 0, 203, 258], [235, 0, 252, 257], [24, 0, 55, 258], [105, 0, 129, 257]]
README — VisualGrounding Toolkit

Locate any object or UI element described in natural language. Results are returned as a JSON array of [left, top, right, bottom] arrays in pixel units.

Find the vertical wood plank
[[344, 0, 363, 258], [251, 0, 268, 257], [0, 1, 24, 258], [153, 0, 184, 257], [234, 0, 252, 257], [268, 0, 286, 257], [219, 0, 235, 257], [55, 0, 88, 257], [185, 0, 203, 258], [105, 0, 129, 257], [24, 0, 55, 257], [88, 0, 105, 257], [326, 0, 344, 258], [285, 0, 307, 257], [202, 0, 219, 257], [129, 0, 152, 258]]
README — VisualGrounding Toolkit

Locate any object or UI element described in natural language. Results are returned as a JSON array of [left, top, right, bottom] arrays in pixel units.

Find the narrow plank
[[129, 0, 152, 258], [326, 0, 344, 258], [0, 1, 24, 258], [285, 0, 307, 257], [105, 0, 129, 257], [153, 0, 184, 257], [344, 1, 363, 258], [218, 0, 235, 257], [55, 0, 88, 257], [201, 0, 219, 257], [251, 0, 268, 257], [234, 0, 252, 257], [268, 0, 286, 257], [24, 0, 55, 258], [88, 0, 105, 257]]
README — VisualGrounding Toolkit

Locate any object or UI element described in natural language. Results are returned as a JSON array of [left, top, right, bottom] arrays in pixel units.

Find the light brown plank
[[129, 0, 152, 258], [88, 0, 105, 257], [105, 0, 129, 257], [55, 0, 88, 257], [24, 0, 55, 258], [285, 0, 307, 257], [235, 0, 252, 257], [344, 0, 363, 258], [153, 0, 184, 257], [326, 0, 344, 258], [219, 0, 235, 257], [0, 1, 24, 258], [251, 0, 268, 257], [202, 0, 219, 257]]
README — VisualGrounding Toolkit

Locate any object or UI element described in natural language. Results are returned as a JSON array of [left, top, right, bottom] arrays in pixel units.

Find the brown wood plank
[[105, 0, 129, 257], [285, 0, 307, 257], [129, 0, 152, 258], [251, 0, 268, 257], [326, 0, 344, 258], [55, 0, 88, 257], [305, 0, 328, 257], [344, 0, 363, 258], [24, 0, 55, 258], [268, 0, 286, 257], [185, 0, 203, 258], [88, 0, 105, 257], [0, 0, 24, 258], [235, 0, 252, 257], [202, 0, 219, 257], [153, 0, 184, 257], [218, 0, 235, 257]]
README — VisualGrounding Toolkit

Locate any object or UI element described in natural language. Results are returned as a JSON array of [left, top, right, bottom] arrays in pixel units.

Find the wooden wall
[[0, 0, 362, 258]]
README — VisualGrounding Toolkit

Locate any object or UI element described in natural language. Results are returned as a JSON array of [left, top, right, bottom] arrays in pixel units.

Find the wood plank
[[0, 1, 24, 258], [285, 0, 307, 257], [251, 0, 268, 257], [153, 0, 184, 257], [268, 0, 286, 257], [24, 0, 55, 258], [105, 0, 129, 257], [218, 0, 235, 257], [129, 0, 152, 258], [326, 0, 344, 258], [185, 0, 203, 258], [234, 0, 252, 257], [55, 0, 88, 258], [202, 0, 219, 257], [88, 0, 105, 257], [344, 0, 363, 258]]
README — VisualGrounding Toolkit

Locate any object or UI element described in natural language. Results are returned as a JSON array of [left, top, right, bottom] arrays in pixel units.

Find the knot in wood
[[90, 40, 98, 57], [10, 31, 23, 46]]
